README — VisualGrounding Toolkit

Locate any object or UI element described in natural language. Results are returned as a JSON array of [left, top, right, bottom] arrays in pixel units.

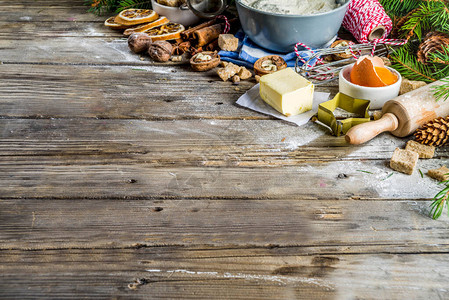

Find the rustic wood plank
[[0, 6, 104, 23], [0, 63, 338, 119], [0, 63, 267, 119], [0, 119, 444, 200], [1, 247, 449, 299], [0, 198, 447, 250], [0, 21, 121, 39]]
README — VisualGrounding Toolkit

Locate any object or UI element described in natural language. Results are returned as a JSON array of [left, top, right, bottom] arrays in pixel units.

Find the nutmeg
[[148, 41, 173, 62], [128, 33, 152, 53]]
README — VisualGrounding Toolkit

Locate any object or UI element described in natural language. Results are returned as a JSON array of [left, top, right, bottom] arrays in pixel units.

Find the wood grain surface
[[2, 1, 449, 299]]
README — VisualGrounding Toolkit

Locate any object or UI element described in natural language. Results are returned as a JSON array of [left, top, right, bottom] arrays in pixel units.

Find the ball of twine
[[342, 0, 393, 43]]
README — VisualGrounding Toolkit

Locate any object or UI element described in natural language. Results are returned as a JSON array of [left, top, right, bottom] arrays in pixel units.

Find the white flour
[[241, 0, 338, 15]]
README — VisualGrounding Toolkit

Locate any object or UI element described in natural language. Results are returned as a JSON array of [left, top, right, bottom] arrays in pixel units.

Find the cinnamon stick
[[192, 23, 223, 47], [181, 19, 217, 40], [204, 39, 219, 52]]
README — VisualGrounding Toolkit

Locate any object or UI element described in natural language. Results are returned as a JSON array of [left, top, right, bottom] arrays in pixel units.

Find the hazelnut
[[128, 33, 152, 53], [148, 41, 173, 62]]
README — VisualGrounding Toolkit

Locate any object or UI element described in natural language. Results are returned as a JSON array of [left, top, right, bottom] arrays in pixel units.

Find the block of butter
[[259, 68, 314, 117]]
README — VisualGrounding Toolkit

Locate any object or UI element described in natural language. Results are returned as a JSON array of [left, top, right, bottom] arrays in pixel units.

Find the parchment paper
[[236, 83, 330, 126]]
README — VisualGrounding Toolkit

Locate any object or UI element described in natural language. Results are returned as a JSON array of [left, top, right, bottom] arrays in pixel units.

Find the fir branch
[[84, 0, 152, 14], [427, 1, 449, 33], [432, 77, 449, 102], [85, 0, 120, 15], [389, 45, 437, 82], [430, 177, 449, 219], [400, 3, 432, 40], [116, 0, 152, 12], [428, 46, 449, 78], [379, 0, 421, 16]]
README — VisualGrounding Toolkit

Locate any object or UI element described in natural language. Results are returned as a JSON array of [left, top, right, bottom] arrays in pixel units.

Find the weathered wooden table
[[2, 1, 449, 299]]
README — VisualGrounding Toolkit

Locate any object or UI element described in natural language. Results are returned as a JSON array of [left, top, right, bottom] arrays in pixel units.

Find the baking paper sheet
[[236, 83, 330, 126]]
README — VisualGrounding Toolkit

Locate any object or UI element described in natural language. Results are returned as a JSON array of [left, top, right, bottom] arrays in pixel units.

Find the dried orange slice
[[350, 56, 397, 87], [145, 23, 185, 41], [123, 16, 170, 36], [104, 16, 131, 30], [114, 9, 159, 26]]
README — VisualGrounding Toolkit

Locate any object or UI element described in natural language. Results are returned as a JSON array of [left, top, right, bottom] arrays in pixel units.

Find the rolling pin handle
[[345, 113, 399, 145]]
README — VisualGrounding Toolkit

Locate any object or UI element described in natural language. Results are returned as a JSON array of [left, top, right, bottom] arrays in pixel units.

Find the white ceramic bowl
[[339, 64, 402, 109], [151, 0, 201, 27]]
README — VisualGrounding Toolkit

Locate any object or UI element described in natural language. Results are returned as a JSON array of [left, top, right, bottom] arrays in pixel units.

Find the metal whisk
[[295, 43, 390, 85]]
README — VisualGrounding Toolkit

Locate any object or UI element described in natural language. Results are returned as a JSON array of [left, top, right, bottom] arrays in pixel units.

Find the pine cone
[[417, 31, 449, 64], [415, 116, 449, 147]]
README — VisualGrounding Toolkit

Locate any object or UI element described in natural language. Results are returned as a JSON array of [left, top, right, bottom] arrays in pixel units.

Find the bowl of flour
[[236, 0, 351, 52]]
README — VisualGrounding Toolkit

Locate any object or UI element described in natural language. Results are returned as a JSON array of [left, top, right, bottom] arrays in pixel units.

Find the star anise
[[172, 40, 191, 55]]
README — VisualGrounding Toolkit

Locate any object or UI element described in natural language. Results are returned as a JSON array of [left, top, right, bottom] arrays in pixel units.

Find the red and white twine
[[294, 0, 408, 80], [342, 0, 392, 43], [294, 42, 334, 80], [216, 15, 230, 34]]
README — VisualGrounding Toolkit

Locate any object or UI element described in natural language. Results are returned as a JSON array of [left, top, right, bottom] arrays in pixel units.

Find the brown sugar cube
[[428, 166, 449, 181], [237, 67, 252, 80], [390, 148, 419, 175], [216, 62, 240, 81], [218, 34, 239, 51], [399, 78, 427, 95], [405, 140, 435, 158]]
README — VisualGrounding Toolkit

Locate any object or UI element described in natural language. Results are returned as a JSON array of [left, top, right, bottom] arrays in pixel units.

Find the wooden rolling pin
[[346, 79, 449, 144]]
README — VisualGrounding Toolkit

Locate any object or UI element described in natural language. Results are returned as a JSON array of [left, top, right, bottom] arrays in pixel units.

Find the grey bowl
[[236, 0, 351, 53]]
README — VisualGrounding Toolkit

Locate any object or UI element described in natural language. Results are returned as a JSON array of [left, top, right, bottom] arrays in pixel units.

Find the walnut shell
[[331, 40, 353, 60], [148, 41, 173, 62], [128, 33, 152, 53], [253, 55, 287, 76], [190, 51, 221, 72]]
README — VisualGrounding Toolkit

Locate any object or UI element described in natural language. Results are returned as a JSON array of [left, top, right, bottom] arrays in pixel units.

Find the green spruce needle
[[356, 170, 373, 174], [419, 169, 424, 178], [382, 172, 394, 181], [430, 175, 449, 220], [433, 77, 449, 102]]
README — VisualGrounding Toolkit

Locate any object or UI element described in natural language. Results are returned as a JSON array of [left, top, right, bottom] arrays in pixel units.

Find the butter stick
[[259, 68, 314, 117]]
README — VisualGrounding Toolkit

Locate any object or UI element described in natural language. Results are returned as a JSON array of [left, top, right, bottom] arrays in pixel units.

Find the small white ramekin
[[339, 64, 402, 109]]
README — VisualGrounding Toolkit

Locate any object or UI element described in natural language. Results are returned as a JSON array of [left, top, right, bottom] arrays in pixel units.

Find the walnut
[[148, 41, 173, 62], [128, 33, 152, 53], [331, 40, 353, 60], [254, 55, 287, 76], [190, 51, 220, 71], [171, 55, 183, 62]]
